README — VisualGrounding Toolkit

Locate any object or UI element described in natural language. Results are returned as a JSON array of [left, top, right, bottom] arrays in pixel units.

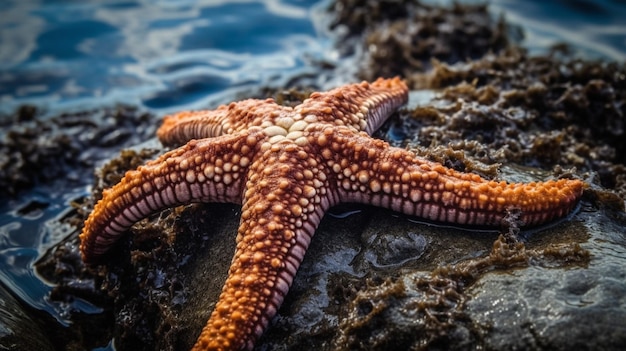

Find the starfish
[[79, 78, 584, 350]]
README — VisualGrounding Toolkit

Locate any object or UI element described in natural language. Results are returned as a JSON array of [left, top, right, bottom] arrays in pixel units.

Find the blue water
[[0, 0, 625, 347], [0, 187, 89, 325], [0, 0, 327, 117], [481, 0, 626, 59], [2, 0, 624, 117]]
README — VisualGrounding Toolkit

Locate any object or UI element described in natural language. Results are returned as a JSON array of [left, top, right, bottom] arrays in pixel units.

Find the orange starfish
[[79, 78, 584, 350]]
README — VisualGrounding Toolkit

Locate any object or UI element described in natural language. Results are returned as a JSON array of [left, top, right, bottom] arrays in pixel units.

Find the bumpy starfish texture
[[79, 78, 584, 350]]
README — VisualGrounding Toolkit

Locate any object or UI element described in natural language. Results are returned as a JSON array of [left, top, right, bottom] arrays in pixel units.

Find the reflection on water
[[0, 186, 88, 324], [2, 0, 625, 117], [432, 0, 626, 59], [0, 0, 325, 116], [483, 0, 626, 59], [2, 0, 625, 118]]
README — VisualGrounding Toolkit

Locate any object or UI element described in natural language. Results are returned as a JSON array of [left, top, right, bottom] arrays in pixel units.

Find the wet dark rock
[[388, 48, 625, 199], [35, 231, 116, 351], [0, 105, 157, 198], [331, 223, 593, 350], [36, 148, 162, 350], [15, 105, 37, 123], [0, 284, 54, 351], [330, 0, 512, 79]]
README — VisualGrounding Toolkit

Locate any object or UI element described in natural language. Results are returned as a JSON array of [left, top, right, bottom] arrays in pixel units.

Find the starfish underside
[[79, 78, 584, 350]]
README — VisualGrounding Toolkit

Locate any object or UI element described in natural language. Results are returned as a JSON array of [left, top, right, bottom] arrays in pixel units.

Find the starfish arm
[[192, 148, 333, 351], [295, 77, 409, 134], [80, 130, 264, 263], [157, 99, 293, 146], [80, 79, 588, 351], [325, 128, 585, 227]]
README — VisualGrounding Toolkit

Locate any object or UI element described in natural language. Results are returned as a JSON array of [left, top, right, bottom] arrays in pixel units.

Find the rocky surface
[[0, 284, 55, 351], [329, 0, 513, 79], [0, 105, 157, 198]]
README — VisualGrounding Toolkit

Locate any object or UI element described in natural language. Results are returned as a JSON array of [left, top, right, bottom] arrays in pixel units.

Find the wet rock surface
[[399, 48, 626, 197], [0, 284, 55, 351], [12, 0, 626, 350], [329, 0, 513, 79], [0, 105, 158, 198]]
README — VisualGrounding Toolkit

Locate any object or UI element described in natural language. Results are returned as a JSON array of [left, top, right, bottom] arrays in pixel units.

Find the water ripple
[[0, 0, 323, 116]]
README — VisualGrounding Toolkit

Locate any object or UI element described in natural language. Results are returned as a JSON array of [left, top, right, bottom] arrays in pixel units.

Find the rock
[[0, 284, 54, 351], [0, 105, 157, 198]]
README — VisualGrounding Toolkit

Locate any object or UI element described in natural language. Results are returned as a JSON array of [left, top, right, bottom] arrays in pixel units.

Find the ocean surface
[[1, 0, 625, 117], [0, 0, 625, 349]]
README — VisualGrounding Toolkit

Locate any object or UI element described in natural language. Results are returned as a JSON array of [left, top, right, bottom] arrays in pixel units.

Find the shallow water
[[487, 0, 626, 59], [0, 0, 326, 117], [0, 0, 625, 349], [2, 0, 625, 117]]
